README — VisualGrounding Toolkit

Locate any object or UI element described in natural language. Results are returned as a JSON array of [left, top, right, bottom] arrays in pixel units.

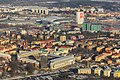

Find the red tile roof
[[60, 46, 72, 48]]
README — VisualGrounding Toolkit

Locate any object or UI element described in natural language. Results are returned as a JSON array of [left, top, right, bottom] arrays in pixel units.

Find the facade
[[107, 59, 113, 64], [95, 54, 106, 62], [40, 54, 48, 68], [0, 6, 49, 15], [103, 69, 112, 77], [96, 46, 105, 52], [19, 50, 41, 58], [76, 12, 84, 24], [78, 68, 91, 74], [113, 71, 120, 78], [11, 54, 18, 61], [60, 35, 66, 41], [14, 6, 49, 15], [82, 23, 91, 31], [82, 23, 102, 31], [112, 54, 120, 59], [49, 55, 75, 70], [91, 25, 102, 31], [18, 58, 40, 68], [94, 68, 103, 76], [0, 52, 11, 59], [103, 28, 120, 34]]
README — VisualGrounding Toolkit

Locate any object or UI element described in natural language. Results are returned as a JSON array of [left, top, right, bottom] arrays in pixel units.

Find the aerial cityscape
[[0, 0, 120, 80]]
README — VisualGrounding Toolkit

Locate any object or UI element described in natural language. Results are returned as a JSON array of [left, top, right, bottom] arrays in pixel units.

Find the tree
[[9, 61, 19, 76], [25, 63, 35, 74]]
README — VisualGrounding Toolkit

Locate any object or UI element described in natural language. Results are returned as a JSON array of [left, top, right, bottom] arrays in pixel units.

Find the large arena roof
[[41, 16, 72, 24]]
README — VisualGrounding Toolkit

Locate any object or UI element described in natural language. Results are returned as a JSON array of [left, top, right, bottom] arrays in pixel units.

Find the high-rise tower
[[76, 11, 84, 24]]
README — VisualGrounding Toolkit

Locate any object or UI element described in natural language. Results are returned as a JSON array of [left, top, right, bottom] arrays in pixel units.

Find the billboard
[[80, 12, 84, 18]]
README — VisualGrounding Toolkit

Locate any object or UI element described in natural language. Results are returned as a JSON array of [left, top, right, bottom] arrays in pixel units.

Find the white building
[[14, 6, 49, 15], [0, 6, 49, 15], [76, 11, 84, 24]]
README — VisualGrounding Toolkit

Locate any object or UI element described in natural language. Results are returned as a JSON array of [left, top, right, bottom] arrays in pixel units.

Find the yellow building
[[95, 54, 106, 62], [81, 44, 87, 48], [94, 68, 103, 76], [114, 71, 120, 78], [39, 35, 44, 40], [104, 69, 111, 77], [96, 46, 105, 52], [107, 59, 112, 64], [54, 34, 59, 39], [87, 46, 93, 51], [17, 35, 21, 39], [116, 59, 120, 64], [88, 41, 93, 45], [18, 58, 40, 68], [45, 35, 51, 40], [78, 68, 91, 75], [60, 35, 66, 41], [75, 55, 81, 61], [105, 47, 113, 51], [112, 54, 120, 59], [103, 52, 112, 57]]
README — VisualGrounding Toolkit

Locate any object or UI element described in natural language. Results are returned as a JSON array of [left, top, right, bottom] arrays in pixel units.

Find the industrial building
[[49, 55, 75, 70]]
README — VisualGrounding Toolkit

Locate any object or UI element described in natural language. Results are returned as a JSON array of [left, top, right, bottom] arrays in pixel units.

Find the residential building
[[104, 69, 112, 77], [60, 35, 66, 41], [113, 71, 120, 78], [94, 67, 103, 76], [49, 55, 75, 70], [78, 68, 91, 75]]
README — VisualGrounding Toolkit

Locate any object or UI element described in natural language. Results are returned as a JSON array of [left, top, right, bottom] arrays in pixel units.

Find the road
[[3, 70, 71, 80]]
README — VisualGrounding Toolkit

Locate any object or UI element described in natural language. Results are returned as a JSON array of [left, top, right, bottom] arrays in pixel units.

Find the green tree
[[25, 63, 35, 74]]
